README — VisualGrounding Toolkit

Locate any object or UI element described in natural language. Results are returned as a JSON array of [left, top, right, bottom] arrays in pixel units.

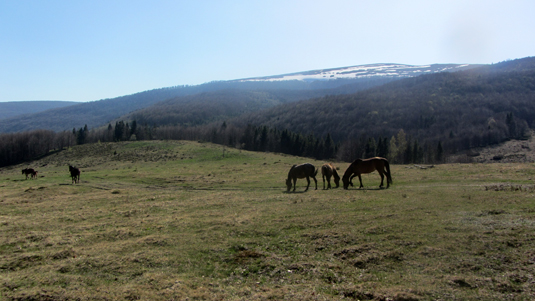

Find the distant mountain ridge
[[0, 101, 79, 120], [0, 62, 485, 133], [236, 63, 480, 82]]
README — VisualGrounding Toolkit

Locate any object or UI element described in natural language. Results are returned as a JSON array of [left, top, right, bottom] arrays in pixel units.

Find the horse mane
[[332, 167, 340, 179], [342, 161, 356, 179], [287, 165, 297, 179]]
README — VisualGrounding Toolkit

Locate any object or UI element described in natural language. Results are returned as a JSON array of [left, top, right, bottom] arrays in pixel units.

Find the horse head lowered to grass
[[342, 157, 392, 189], [69, 165, 81, 184], [321, 163, 340, 189], [22, 168, 36, 180], [286, 163, 318, 192]]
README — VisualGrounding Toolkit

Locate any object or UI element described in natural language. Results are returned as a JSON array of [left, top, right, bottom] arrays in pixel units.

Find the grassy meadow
[[1, 140, 535, 300]]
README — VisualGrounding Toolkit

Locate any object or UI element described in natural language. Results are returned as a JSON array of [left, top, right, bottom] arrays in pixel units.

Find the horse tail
[[314, 168, 318, 177], [384, 159, 393, 185]]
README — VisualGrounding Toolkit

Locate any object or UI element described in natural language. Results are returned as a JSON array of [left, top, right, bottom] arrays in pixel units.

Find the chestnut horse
[[22, 168, 36, 180], [342, 157, 392, 189], [321, 163, 340, 189], [69, 165, 80, 184], [286, 163, 318, 192]]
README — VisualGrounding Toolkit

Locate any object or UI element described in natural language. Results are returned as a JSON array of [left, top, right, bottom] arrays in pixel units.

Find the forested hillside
[[0, 76, 396, 133], [118, 78, 397, 127], [0, 101, 79, 120], [232, 57, 535, 160]]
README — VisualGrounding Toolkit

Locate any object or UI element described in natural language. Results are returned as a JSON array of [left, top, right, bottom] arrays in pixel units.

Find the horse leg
[[349, 174, 357, 187], [293, 178, 297, 192], [379, 171, 384, 188], [358, 175, 364, 188], [305, 176, 310, 191], [313, 175, 317, 190], [322, 174, 326, 190]]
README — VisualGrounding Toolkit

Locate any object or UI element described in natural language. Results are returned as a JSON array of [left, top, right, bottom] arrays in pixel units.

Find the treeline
[[0, 121, 334, 167], [1, 117, 446, 168], [0, 130, 75, 167]]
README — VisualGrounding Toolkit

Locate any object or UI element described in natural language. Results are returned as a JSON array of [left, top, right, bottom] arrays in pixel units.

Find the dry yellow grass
[[1, 141, 535, 300]]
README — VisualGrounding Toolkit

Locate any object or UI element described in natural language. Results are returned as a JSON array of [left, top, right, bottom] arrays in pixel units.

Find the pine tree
[[76, 127, 86, 145], [323, 133, 335, 159], [131, 120, 137, 137], [365, 137, 376, 158], [114, 121, 125, 141], [436, 141, 444, 163]]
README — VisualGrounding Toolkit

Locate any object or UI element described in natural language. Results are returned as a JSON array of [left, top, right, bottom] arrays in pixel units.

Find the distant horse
[[342, 157, 392, 189], [286, 163, 318, 192], [321, 163, 340, 189], [31, 170, 38, 179], [22, 168, 36, 180], [69, 165, 80, 184]]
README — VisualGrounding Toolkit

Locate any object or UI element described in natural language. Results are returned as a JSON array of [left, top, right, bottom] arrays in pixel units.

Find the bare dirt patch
[[472, 132, 535, 163]]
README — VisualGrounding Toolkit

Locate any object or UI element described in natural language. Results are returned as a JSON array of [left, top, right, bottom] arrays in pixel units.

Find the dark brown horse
[[342, 157, 392, 189], [22, 168, 36, 180], [31, 170, 38, 179], [69, 165, 80, 184], [286, 163, 318, 192], [321, 163, 340, 189]]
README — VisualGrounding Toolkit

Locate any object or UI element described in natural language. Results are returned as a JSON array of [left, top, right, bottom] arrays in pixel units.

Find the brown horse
[[22, 168, 36, 180], [286, 163, 318, 192], [321, 163, 340, 189], [69, 165, 80, 184], [342, 157, 392, 189]]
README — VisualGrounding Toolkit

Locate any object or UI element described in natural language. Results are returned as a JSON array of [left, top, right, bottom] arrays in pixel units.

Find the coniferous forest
[[1, 57, 534, 167]]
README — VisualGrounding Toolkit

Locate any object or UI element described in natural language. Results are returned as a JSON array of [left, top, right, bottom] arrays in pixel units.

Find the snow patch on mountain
[[238, 63, 475, 82]]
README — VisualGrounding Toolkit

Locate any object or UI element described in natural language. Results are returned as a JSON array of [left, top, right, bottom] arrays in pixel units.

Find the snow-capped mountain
[[238, 63, 479, 82]]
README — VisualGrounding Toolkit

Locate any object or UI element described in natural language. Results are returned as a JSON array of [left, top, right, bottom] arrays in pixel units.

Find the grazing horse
[[342, 157, 392, 189], [321, 163, 340, 189], [286, 163, 318, 192], [69, 165, 80, 184], [22, 168, 36, 180]]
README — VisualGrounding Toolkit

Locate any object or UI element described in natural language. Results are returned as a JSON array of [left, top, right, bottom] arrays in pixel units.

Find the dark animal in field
[[69, 165, 80, 184], [286, 163, 318, 192], [342, 157, 392, 189], [31, 170, 38, 179], [22, 168, 36, 180], [321, 163, 340, 189]]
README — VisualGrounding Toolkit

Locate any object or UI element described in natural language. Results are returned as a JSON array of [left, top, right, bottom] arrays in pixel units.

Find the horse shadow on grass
[[284, 190, 312, 194], [345, 187, 386, 191]]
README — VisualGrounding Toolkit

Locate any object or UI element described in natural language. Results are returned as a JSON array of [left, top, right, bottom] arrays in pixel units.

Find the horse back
[[23, 168, 35, 174], [321, 163, 333, 177], [290, 163, 316, 179], [350, 157, 385, 174]]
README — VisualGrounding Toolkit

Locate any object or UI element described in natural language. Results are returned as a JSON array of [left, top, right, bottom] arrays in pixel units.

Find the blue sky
[[1, 0, 534, 102]]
